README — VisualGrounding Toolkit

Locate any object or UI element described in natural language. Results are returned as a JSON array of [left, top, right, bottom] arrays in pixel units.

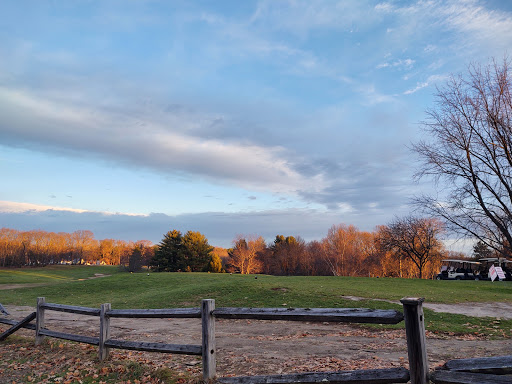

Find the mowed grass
[[1, 266, 511, 337]]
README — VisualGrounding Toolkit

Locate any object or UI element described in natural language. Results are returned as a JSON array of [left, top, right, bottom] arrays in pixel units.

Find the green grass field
[[1, 265, 511, 337]]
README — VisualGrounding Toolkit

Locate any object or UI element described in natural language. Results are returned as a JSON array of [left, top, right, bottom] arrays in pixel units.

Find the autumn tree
[[113, 240, 133, 266], [228, 235, 265, 274], [0, 228, 147, 267], [306, 240, 331, 276], [292, 237, 313, 275], [377, 216, 444, 279], [68, 230, 97, 264], [99, 239, 116, 264], [0, 228, 24, 266], [322, 224, 361, 276], [413, 58, 512, 256]]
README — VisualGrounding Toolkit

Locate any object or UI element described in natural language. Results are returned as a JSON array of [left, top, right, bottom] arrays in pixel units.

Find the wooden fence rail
[[211, 307, 404, 324], [430, 355, 512, 383], [1, 297, 430, 383], [0, 317, 36, 330]]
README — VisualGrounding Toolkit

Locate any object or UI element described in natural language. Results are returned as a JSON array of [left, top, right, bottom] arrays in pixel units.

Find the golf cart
[[435, 259, 481, 280], [477, 258, 512, 281]]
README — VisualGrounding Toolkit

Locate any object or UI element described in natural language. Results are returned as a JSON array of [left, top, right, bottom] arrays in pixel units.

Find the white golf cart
[[435, 259, 481, 280]]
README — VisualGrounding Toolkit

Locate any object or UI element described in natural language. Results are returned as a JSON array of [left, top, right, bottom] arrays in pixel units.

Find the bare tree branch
[[412, 58, 512, 255]]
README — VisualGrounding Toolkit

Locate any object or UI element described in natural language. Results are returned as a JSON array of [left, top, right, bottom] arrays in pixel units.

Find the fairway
[[1, 266, 511, 336]]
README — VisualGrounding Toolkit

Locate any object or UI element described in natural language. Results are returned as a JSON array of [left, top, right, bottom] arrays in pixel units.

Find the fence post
[[35, 297, 46, 345], [99, 303, 111, 361], [201, 299, 216, 382], [401, 297, 428, 384]]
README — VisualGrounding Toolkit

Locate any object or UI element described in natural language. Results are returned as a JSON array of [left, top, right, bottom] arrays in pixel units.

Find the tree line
[[1, 215, 453, 278], [224, 218, 450, 279], [149, 216, 457, 279], [0, 228, 154, 270]]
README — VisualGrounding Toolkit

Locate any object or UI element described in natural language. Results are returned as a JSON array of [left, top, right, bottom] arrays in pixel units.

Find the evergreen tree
[[150, 230, 184, 271], [150, 230, 214, 272], [182, 231, 214, 271], [472, 241, 493, 260], [128, 245, 144, 272]]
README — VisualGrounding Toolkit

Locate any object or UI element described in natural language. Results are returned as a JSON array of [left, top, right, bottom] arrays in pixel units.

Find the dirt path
[[3, 305, 511, 377], [423, 302, 512, 319], [341, 295, 512, 320], [0, 275, 109, 290]]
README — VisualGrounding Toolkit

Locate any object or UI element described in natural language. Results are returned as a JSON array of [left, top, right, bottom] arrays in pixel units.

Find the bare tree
[[322, 224, 359, 276], [377, 216, 444, 279], [413, 58, 512, 255], [228, 235, 265, 274]]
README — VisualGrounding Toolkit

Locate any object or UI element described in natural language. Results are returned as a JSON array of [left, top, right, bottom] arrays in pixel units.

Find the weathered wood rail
[[1, 297, 431, 383], [0, 312, 36, 341], [430, 355, 512, 383], [212, 307, 404, 323]]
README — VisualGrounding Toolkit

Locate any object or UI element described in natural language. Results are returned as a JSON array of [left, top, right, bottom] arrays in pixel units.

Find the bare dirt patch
[[2, 304, 511, 380], [0, 283, 47, 290], [78, 273, 111, 281]]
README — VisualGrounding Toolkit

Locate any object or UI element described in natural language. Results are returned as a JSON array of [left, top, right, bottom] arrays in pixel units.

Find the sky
[[1, 0, 512, 250]]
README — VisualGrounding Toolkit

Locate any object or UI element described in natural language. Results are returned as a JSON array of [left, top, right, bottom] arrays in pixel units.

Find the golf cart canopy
[[441, 259, 481, 264]]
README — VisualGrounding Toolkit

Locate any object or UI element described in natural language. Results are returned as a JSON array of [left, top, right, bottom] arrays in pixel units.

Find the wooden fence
[[0, 297, 430, 383], [2, 298, 510, 383]]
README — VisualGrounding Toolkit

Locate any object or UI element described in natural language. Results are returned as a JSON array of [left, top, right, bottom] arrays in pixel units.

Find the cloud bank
[[0, 203, 397, 247]]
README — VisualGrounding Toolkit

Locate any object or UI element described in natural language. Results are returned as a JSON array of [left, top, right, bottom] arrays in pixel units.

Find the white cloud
[[0, 201, 146, 217], [0, 86, 326, 196], [377, 58, 415, 70], [377, 0, 512, 56], [0, 201, 88, 214], [0, 203, 396, 247], [404, 82, 428, 95], [374, 2, 394, 13], [403, 74, 449, 95], [441, 0, 512, 43]]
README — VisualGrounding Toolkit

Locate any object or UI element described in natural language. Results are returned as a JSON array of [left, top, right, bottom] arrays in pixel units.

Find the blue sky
[[1, 0, 511, 249]]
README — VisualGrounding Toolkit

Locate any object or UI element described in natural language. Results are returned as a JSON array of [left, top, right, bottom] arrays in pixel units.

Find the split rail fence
[[1, 297, 510, 383]]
